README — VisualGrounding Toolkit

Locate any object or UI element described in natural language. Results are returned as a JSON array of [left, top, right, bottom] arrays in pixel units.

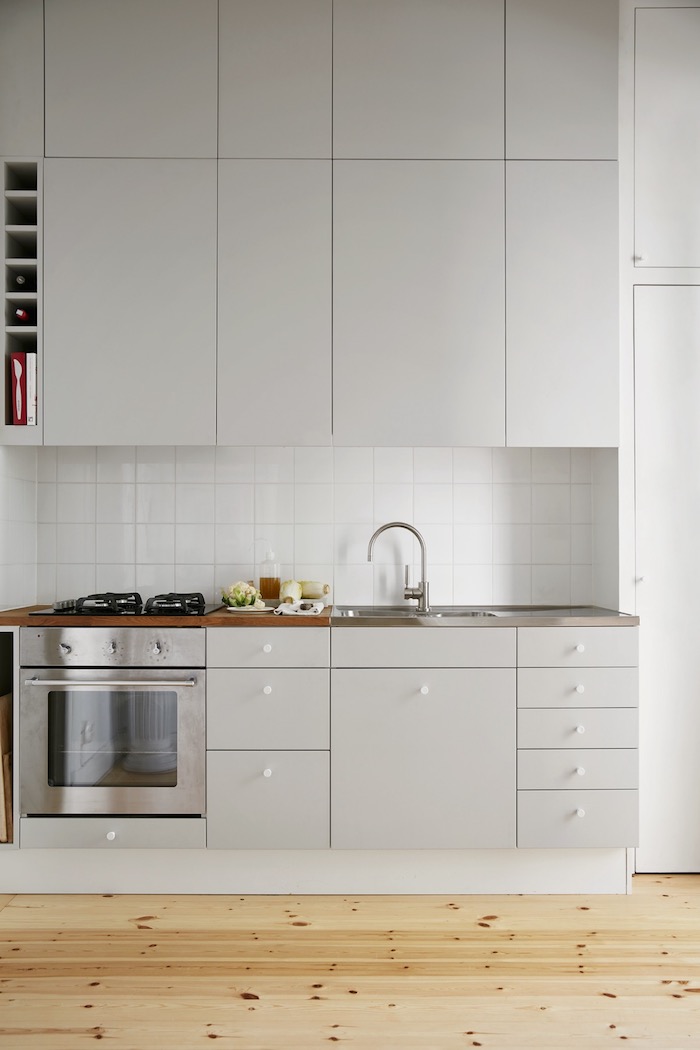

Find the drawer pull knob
[[576, 808, 586, 818], [576, 766, 586, 776], [576, 724, 586, 734], [420, 685, 429, 695], [263, 685, 272, 695], [106, 831, 116, 841], [575, 644, 585, 653], [575, 684, 585, 694], [263, 643, 272, 654], [263, 768, 273, 778]]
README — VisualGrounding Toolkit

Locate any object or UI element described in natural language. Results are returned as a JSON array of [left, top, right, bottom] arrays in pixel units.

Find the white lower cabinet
[[206, 750, 329, 849], [516, 626, 639, 848], [205, 627, 330, 849], [331, 667, 516, 849], [20, 817, 206, 850]]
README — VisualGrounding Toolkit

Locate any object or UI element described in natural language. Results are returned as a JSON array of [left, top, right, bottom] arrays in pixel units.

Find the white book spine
[[26, 353, 37, 426]]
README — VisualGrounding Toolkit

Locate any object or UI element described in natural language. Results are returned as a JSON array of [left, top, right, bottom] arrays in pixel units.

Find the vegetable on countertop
[[222, 581, 265, 608], [279, 579, 303, 604], [299, 581, 330, 599]]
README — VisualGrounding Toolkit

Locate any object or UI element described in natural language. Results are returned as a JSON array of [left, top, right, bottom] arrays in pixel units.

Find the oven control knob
[[151, 642, 162, 655], [107, 641, 117, 655], [59, 643, 72, 654], [106, 831, 116, 841]]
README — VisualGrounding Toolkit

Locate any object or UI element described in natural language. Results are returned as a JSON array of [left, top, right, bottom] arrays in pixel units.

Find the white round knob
[[575, 684, 585, 694], [263, 643, 272, 653], [634, 254, 647, 262], [263, 768, 272, 778], [263, 685, 272, 695], [420, 685, 429, 695], [576, 808, 586, 818], [576, 724, 586, 734], [575, 644, 585, 653], [576, 767, 586, 776], [106, 831, 116, 841], [637, 576, 647, 584]]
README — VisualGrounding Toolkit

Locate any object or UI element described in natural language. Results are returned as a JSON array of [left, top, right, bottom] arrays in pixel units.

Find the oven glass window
[[47, 690, 178, 788]]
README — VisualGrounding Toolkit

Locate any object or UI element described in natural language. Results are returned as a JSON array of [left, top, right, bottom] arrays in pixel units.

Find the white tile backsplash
[[27, 444, 605, 609]]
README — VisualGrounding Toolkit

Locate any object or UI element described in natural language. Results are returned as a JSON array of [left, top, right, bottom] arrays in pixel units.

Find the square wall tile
[[37, 483, 56, 524], [493, 523, 531, 565], [136, 524, 175, 565], [333, 563, 373, 605], [532, 485, 571, 524], [215, 446, 255, 482], [453, 564, 493, 605], [255, 446, 294, 483], [493, 484, 531, 524], [57, 483, 95, 524], [414, 447, 452, 482], [215, 484, 255, 524], [453, 523, 492, 565], [294, 446, 334, 483], [97, 447, 136, 483], [374, 447, 412, 483], [334, 523, 371, 564], [453, 447, 492, 483], [37, 446, 57, 482], [215, 523, 255, 564], [96, 523, 135, 565], [136, 483, 175, 524], [531, 524, 571, 565], [295, 524, 334, 565], [176, 483, 216, 524], [493, 564, 532, 604], [493, 447, 531, 483], [294, 483, 333, 523], [57, 523, 96, 563], [254, 525, 294, 566], [57, 447, 96, 483], [414, 522, 453, 565], [176, 446, 216, 483], [531, 448, 571, 483], [571, 448, 592, 483], [334, 447, 373, 483], [374, 483, 413, 522], [136, 564, 176, 597], [96, 483, 135, 523], [453, 484, 492, 524], [175, 564, 215, 603], [571, 484, 592, 524], [255, 484, 294, 524], [414, 483, 453, 523], [334, 484, 373, 523], [136, 447, 176, 483], [96, 564, 136, 593], [532, 565, 571, 604], [56, 563, 96, 596], [176, 523, 215, 564]]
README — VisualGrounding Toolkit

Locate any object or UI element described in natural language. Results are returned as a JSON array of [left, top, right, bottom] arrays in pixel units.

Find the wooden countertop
[[0, 605, 331, 628]]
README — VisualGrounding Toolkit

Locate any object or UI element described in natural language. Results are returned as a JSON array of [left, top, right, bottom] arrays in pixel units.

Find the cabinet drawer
[[518, 627, 638, 667], [518, 708, 638, 750], [517, 790, 638, 848], [518, 667, 638, 709], [518, 749, 638, 790], [207, 626, 329, 668], [206, 750, 329, 849], [20, 817, 206, 849], [207, 668, 329, 749], [331, 627, 516, 668]]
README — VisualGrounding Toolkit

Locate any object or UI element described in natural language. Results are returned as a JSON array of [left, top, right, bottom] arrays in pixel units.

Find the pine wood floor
[[0, 874, 698, 1048]]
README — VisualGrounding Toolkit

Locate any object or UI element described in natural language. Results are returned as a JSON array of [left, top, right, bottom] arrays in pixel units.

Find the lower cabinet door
[[19, 817, 206, 849], [206, 750, 329, 849], [517, 790, 639, 848], [331, 668, 515, 849]]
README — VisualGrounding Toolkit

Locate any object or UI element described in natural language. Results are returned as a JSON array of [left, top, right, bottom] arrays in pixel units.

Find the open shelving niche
[[3, 159, 41, 444]]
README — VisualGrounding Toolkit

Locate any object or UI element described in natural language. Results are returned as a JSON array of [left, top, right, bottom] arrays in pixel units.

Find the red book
[[10, 351, 27, 425]]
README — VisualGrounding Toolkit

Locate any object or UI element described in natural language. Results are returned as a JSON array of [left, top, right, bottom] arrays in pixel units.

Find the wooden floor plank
[[0, 875, 699, 1048]]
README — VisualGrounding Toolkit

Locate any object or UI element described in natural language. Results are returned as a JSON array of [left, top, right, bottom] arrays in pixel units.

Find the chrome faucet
[[367, 521, 430, 613]]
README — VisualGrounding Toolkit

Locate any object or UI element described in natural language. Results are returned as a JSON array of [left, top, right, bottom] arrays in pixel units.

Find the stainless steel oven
[[19, 627, 205, 816]]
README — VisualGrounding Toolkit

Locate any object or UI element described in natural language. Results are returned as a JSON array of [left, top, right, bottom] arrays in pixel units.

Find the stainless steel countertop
[[330, 605, 638, 627]]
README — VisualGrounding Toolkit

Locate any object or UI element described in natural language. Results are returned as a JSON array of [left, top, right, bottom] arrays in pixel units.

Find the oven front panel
[[19, 668, 205, 816]]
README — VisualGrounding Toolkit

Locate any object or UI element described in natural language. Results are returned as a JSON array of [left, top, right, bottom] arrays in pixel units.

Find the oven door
[[19, 668, 205, 815]]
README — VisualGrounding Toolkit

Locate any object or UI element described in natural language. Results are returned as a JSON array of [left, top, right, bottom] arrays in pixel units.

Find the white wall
[[33, 444, 610, 609], [0, 446, 37, 610]]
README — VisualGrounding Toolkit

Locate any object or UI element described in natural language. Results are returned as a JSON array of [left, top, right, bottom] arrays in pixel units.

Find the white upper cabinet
[[0, 0, 43, 156], [506, 0, 618, 160], [217, 161, 331, 446], [218, 0, 331, 158], [333, 0, 503, 159], [635, 8, 700, 267], [44, 0, 218, 158], [43, 159, 217, 445], [333, 161, 505, 447], [506, 161, 618, 447]]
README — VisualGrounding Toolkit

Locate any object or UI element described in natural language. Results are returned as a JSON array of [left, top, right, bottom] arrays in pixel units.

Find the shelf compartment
[[4, 193, 37, 225], [5, 163, 37, 192]]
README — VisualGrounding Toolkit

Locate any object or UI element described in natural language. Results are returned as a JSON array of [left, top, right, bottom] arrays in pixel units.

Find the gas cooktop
[[29, 592, 223, 616]]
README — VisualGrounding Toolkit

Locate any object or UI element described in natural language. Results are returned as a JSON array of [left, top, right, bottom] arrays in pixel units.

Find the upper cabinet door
[[333, 0, 503, 159], [44, 0, 218, 158], [506, 0, 618, 160], [506, 161, 618, 447], [333, 161, 505, 447], [43, 159, 217, 445], [217, 161, 331, 446], [218, 0, 331, 159], [0, 0, 43, 156], [635, 8, 700, 268]]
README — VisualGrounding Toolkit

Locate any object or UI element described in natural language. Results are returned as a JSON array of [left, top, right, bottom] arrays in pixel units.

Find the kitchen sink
[[333, 605, 499, 619]]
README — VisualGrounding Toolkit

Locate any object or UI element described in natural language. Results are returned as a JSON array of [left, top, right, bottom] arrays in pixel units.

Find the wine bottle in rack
[[12, 306, 35, 325]]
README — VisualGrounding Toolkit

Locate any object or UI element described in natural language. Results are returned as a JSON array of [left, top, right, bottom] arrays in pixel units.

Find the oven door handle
[[23, 677, 198, 688]]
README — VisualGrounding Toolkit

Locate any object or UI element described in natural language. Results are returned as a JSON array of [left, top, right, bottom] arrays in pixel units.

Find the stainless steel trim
[[24, 677, 197, 688]]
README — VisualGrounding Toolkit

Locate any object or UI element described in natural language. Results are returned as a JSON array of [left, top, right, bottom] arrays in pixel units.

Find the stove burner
[[74, 592, 143, 615], [144, 592, 206, 615]]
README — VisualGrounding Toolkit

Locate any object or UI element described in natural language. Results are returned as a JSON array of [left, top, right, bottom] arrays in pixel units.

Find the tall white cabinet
[[43, 159, 217, 445]]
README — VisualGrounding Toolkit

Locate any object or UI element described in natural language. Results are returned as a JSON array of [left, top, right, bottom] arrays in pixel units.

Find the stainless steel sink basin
[[333, 605, 499, 619]]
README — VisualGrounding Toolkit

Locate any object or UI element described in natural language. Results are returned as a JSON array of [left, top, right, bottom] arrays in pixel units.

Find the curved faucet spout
[[367, 521, 430, 613]]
